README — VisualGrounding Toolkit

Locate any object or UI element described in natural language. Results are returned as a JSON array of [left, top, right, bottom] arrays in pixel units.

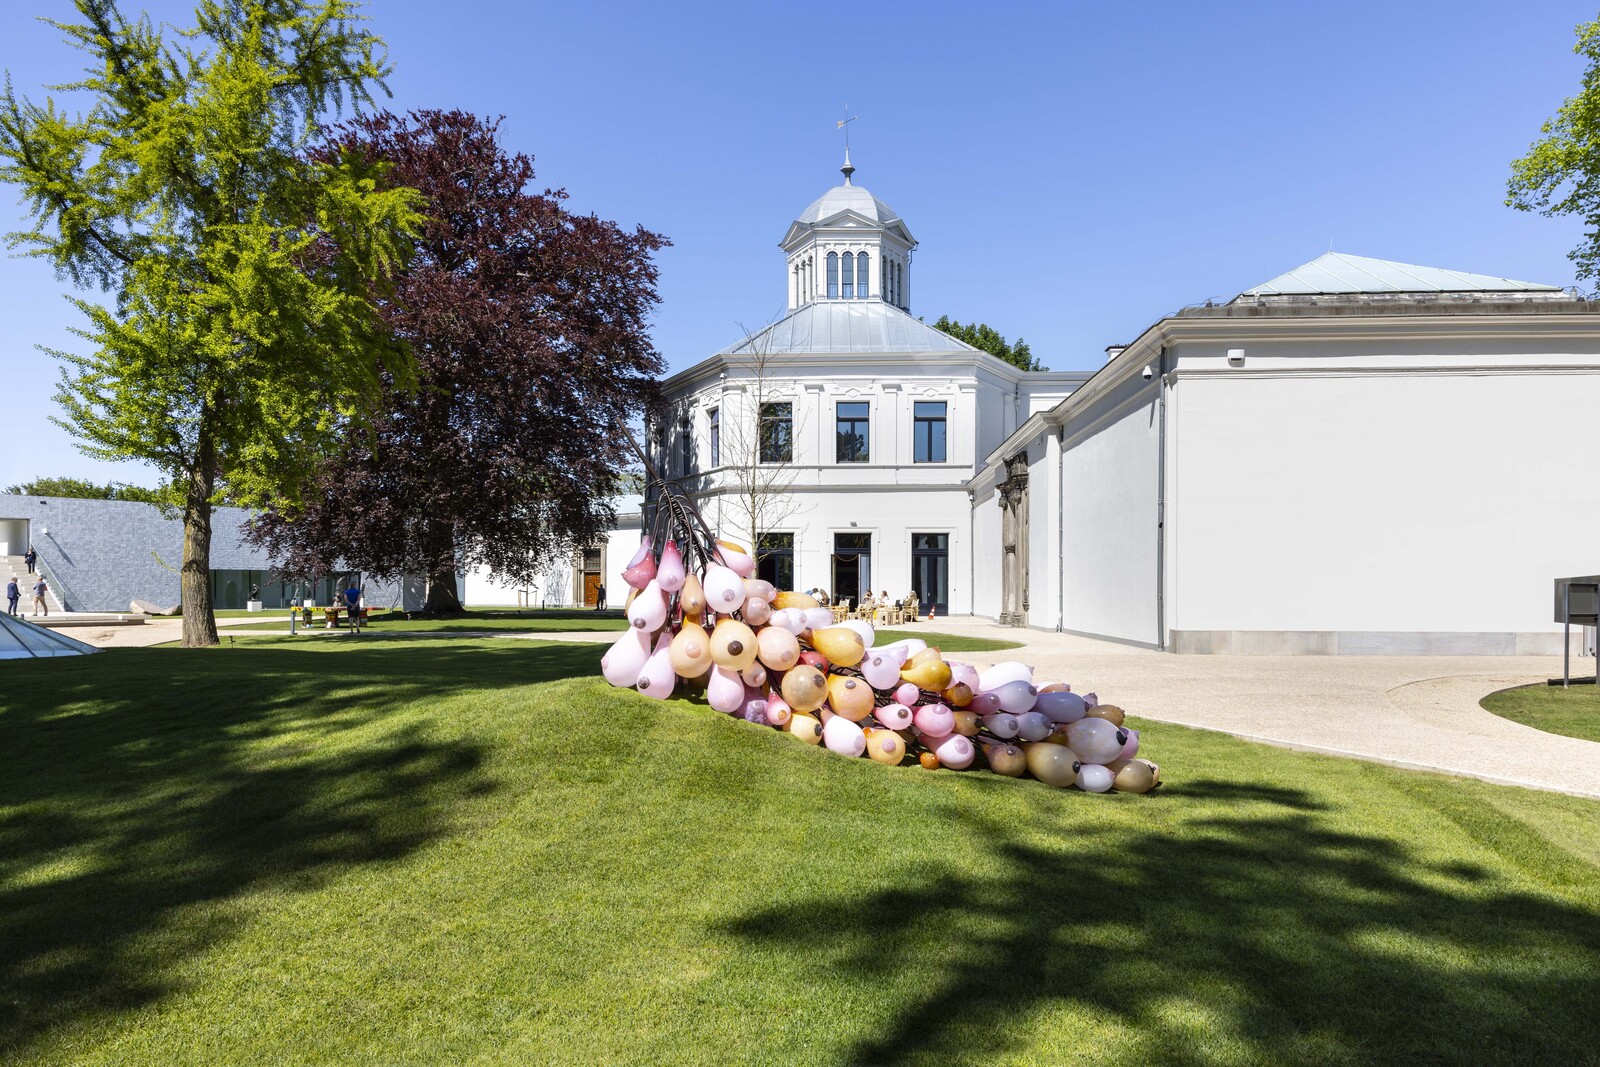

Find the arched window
[[894, 261, 903, 306], [856, 252, 868, 299], [826, 252, 839, 299], [841, 252, 854, 298]]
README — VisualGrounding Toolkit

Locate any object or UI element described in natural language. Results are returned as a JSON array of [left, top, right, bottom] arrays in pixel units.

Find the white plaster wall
[[971, 485, 1002, 619], [1061, 389, 1160, 644], [463, 562, 529, 607], [1169, 371, 1600, 634]]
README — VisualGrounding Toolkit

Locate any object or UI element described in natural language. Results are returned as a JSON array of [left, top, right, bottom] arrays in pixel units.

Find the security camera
[[1141, 364, 1154, 381]]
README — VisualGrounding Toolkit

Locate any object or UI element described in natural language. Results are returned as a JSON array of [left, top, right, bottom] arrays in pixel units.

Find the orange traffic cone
[[927, 603, 935, 622]]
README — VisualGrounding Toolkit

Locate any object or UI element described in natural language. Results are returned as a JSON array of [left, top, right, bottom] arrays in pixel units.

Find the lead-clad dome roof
[[794, 182, 902, 227]]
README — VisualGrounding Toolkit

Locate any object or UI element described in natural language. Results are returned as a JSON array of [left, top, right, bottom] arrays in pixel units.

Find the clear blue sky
[[1, 0, 1593, 489]]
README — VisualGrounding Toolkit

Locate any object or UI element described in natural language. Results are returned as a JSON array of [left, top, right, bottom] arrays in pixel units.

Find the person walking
[[31, 575, 49, 617], [595, 583, 607, 611], [24, 547, 37, 574], [6, 576, 18, 616]]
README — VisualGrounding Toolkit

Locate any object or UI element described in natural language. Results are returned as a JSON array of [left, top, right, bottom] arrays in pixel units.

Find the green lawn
[[223, 607, 628, 632], [3, 639, 1599, 1065], [1482, 682, 1600, 742], [874, 628, 1023, 652]]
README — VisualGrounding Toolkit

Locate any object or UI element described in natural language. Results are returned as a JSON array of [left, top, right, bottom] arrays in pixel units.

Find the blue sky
[[0, 0, 1593, 488]]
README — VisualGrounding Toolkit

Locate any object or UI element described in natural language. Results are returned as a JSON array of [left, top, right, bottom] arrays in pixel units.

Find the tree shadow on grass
[[724, 777, 1600, 1065], [0, 639, 599, 1058]]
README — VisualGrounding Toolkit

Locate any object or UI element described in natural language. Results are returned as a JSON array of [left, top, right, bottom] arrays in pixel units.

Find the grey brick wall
[[0, 495, 405, 612]]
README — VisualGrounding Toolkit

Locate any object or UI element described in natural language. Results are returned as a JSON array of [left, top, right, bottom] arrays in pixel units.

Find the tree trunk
[[180, 443, 219, 647], [422, 520, 463, 614]]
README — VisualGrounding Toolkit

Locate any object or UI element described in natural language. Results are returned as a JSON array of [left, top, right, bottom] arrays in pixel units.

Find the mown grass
[[222, 607, 628, 632], [874, 628, 1023, 652], [1482, 682, 1600, 742], [3, 638, 1599, 1065]]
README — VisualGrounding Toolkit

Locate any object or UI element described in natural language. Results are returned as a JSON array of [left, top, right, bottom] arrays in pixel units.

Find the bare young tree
[[712, 320, 810, 559]]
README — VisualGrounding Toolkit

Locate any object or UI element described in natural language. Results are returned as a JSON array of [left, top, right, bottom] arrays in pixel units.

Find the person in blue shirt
[[344, 581, 362, 630]]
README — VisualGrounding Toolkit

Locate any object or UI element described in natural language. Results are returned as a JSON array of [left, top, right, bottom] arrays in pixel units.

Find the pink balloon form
[[1015, 711, 1053, 742], [627, 579, 667, 632], [802, 607, 834, 632], [765, 694, 793, 727], [656, 540, 686, 593], [743, 596, 772, 626], [822, 716, 866, 757], [601, 628, 652, 687], [876, 702, 914, 730], [993, 679, 1038, 714], [1115, 728, 1140, 762], [771, 608, 807, 634], [933, 733, 975, 770], [984, 712, 1020, 739], [969, 691, 1002, 715], [703, 564, 745, 612], [743, 578, 776, 601], [621, 536, 656, 590], [635, 634, 675, 700], [740, 662, 768, 688], [894, 682, 921, 706], [914, 703, 955, 737], [706, 666, 746, 714], [1035, 691, 1087, 724], [718, 546, 756, 578], [947, 661, 980, 692], [1067, 717, 1127, 764]]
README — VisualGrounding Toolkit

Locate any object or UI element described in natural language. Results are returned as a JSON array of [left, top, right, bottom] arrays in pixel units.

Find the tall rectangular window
[[836, 401, 870, 463], [708, 408, 720, 467], [914, 401, 947, 463], [677, 418, 691, 475], [760, 402, 792, 463], [757, 532, 794, 591]]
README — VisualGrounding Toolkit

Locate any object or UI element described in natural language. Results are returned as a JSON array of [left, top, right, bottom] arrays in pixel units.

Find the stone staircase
[[4, 556, 65, 614]]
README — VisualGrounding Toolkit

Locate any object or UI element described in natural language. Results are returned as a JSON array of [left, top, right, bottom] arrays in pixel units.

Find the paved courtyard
[[55, 611, 1600, 799]]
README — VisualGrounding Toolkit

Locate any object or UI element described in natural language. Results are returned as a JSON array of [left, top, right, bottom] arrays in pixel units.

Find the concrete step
[[4, 556, 67, 613]]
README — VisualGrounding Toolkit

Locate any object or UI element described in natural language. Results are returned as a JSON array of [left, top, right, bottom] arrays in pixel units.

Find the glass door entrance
[[911, 532, 949, 616], [832, 532, 871, 609]]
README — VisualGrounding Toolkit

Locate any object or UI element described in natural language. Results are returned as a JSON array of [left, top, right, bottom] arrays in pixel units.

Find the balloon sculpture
[[599, 454, 1161, 793]]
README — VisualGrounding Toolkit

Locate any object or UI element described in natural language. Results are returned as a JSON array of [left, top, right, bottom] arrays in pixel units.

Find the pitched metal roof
[[1240, 252, 1563, 297], [717, 300, 980, 356], [0, 613, 101, 658]]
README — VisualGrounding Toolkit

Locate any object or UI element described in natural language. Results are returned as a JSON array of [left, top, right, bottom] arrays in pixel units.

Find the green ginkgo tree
[[0, 0, 421, 646]]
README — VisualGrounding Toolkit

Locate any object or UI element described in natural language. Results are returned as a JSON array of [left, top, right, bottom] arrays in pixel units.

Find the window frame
[[708, 407, 720, 467], [759, 401, 793, 464], [826, 252, 839, 299], [835, 400, 871, 464], [913, 400, 947, 463]]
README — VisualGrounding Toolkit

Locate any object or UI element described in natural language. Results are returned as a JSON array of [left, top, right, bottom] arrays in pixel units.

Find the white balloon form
[[627, 579, 668, 632], [702, 564, 746, 613]]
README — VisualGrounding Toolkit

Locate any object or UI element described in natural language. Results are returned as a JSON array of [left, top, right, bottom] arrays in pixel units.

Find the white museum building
[[498, 154, 1600, 656]]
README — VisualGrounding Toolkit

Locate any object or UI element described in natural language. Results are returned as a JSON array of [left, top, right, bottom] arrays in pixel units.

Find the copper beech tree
[[252, 110, 666, 612]]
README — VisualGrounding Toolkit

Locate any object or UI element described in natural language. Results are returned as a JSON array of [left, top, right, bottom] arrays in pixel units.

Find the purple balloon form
[[634, 634, 675, 700], [706, 666, 746, 714], [621, 536, 656, 590], [822, 716, 866, 757], [984, 712, 1020, 739], [1115, 728, 1140, 762], [1076, 764, 1115, 793], [1015, 711, 1053, 742], [1067, 717, 1127, 765], [703, 564, 745, 613], [933, 733, 975, 769], [877, 702, 914, 730], [914, 703, 955, 737], [993, 679, 1038, 714], [627, 579, 667, 631], [894, 682, 921, 706], [1034, 690, 1088, 725], [861, 647, 907, 689], [601, 628, 652, 687], [656, 539, 686, 593], [741, 688, 770, 724], [969, 691, 1003, 715]]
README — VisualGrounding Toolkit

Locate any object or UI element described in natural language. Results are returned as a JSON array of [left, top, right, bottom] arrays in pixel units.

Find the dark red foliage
[[251, 110, 666, 610]]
